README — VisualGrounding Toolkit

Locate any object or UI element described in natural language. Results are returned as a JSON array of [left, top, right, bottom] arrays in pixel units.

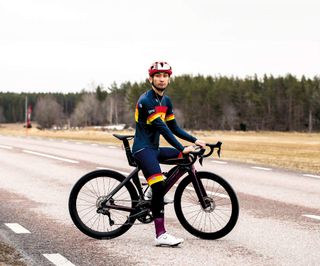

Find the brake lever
[[199, 155, 204, 166], [216, 141, 222, 158], [193, 146, 205, 166]]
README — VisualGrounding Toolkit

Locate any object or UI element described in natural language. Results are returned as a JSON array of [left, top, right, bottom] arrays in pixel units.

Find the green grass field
[[1, 123, 319, 174]]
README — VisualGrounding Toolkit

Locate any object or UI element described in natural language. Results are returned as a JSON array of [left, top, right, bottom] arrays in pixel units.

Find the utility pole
[[24, 96, 32, 128], [25, 96, 28, 127]]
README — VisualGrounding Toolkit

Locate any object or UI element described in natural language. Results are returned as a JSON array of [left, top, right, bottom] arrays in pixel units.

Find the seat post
[[112, 134, 137, 167], [122, 138, 137, 167]]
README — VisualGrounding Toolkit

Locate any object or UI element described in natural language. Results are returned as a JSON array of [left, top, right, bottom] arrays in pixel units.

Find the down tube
[[164, 167, 188, 194]]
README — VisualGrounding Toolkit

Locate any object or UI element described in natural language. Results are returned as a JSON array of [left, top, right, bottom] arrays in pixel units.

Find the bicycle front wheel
[[174, 171, 239, 239], [69, 169, 138, 239]]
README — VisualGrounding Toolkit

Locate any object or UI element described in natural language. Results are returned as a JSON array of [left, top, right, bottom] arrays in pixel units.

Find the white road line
[[251, 166, 272, 171], [23, 150, 79, 164], [185, 186, 229, 198], [302, 214, 320, 221], [303, 174, 320, 179], [0, 145, 13, 150], [91, 143, 98, 146], [43, 254, 75, 266], [211, 160, 228, 164], [4, 223, 31, 234]]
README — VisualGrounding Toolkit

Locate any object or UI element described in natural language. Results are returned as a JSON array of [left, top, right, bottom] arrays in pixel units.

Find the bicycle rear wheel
[[69, 169, 138, 239], [174, 171, 239, 239]]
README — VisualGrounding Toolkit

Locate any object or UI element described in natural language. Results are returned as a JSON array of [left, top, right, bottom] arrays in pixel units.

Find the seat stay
[[131, 166, 144, 198], [103, 167, 139, 203]]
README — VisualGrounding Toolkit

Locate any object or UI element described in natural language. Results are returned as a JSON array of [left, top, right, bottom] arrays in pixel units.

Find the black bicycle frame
[[103, 162, 210, 213], [164, 164, 209, 209], [101, 167, 140, 212], [104, 134, 221, 214]]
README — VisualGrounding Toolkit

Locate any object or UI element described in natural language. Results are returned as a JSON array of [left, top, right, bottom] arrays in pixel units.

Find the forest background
[[0, 74, 320, 132]]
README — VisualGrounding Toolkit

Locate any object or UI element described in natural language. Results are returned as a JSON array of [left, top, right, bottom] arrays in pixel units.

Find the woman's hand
[[182, 146, 196, 154], [195, 139, 206, 148], [183, 139, 206, 154]]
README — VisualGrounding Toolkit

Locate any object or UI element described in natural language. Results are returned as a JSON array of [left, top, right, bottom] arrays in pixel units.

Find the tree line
[[0, 74, 319, 132]]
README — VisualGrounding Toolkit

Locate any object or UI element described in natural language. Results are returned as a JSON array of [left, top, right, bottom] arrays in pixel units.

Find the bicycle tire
[[174, 171, 239, 239], [68, 169, 138, 239]]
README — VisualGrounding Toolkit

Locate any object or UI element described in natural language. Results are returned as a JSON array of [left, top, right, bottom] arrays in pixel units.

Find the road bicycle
[[68, 134, 239, 240]]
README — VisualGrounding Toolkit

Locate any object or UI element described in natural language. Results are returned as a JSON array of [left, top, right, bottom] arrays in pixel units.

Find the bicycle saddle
[[113, 134, 134, 140]]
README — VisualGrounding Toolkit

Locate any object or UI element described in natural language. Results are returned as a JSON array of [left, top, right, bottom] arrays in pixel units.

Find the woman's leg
[[133, 149, 166, 237], [158, 147, 182, 162]]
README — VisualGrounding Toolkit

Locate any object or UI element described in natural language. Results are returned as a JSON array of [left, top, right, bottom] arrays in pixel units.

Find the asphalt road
[[0, 135, 319, 266]]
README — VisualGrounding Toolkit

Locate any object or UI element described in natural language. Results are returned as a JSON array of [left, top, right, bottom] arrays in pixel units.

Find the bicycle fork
[[188, 165, 210, 209]]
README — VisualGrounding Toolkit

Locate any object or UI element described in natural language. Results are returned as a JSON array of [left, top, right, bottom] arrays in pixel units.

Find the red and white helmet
[[148, 62, 172, 77]]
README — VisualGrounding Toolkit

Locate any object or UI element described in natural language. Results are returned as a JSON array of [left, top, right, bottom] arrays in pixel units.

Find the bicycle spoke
[[95, 178, 101, 197], [81, 187, 99, 199], [69, 164, 144, 240], [179, 176, 235, 234], [77, 196, 95, 205], [89, 182, 100, 198], [73, 174, 136, 234], [79, 206, 97, 220], [189, 210, 202, 227], [77, 204, 96, 213]]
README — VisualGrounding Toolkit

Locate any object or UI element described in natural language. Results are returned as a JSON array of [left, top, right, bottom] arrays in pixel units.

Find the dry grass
[[1, 123, 319, 174], [0, 240, 27, 266], [192, 130, 320, 174]]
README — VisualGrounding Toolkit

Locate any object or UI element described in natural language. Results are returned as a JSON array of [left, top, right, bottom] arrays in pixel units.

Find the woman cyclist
[[132, 62, 206, 246]]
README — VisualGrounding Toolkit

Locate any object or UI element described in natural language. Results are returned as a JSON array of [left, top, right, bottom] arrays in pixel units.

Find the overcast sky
[[0, 0, 319, 93]]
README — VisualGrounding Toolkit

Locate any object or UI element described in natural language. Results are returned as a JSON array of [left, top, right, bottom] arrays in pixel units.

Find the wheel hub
[[203, 197, 215, 212], [96, 196, 109, 208]]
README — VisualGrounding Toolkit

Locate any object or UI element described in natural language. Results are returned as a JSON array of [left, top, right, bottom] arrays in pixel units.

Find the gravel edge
[[0, 237, 28, 266]]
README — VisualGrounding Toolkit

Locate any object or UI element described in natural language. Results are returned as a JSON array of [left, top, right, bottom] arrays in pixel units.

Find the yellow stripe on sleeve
[[165, 114, 175, 121], [147, 113, 162, 124], [135, 106, 139, 122]]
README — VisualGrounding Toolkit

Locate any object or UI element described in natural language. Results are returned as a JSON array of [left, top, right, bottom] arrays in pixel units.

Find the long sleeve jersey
[[132, 89, 197, 154]]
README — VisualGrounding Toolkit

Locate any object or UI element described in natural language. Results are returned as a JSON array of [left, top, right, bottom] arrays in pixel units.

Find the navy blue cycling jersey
[[132, 89, 197, 154]]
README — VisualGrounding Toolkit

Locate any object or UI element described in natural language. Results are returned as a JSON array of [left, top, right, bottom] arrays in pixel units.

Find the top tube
[[112, 134, 222, 167]]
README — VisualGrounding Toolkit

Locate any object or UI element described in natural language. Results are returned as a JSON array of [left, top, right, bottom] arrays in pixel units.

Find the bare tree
[[305, 77, 320, 132], [223, 104, 237, 130], [104, 85, 128, 125], [70, 93, 103, 127], [34, 95, 64, 129]]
